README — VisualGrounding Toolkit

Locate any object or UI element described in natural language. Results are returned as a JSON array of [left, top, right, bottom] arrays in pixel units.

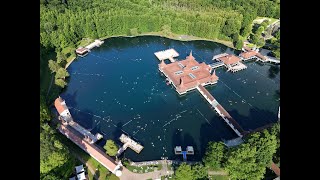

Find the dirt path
[[208, 170, 228, 176], [46, 74, 54, 99]]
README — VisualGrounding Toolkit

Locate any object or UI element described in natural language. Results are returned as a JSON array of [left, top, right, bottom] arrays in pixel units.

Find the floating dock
[[154, 48, 179, 62], [174, 146, 194, 161], [118, 134, 144, 155]]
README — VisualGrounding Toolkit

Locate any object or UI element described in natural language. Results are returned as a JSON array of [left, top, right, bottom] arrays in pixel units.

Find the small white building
[[54, 96, 73, 123], [75, 164, 85, 174], [77, 172, 86, 180]]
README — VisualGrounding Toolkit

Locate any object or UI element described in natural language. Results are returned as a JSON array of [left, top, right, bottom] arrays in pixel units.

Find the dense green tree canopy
[[224, 143, 264, 180], [40, 0, 279, 51], [55, 68, 70, 79], [104, 140, 119, 156], [203, 142, 225, 169], [174, 163, 194, 180], [40, 95, 51, 124], [192, 163, 208, 180], [48, 60, 60, 73]]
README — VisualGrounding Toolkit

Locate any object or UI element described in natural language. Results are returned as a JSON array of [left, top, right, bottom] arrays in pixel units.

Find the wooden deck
[[119, 134, 144, 154]]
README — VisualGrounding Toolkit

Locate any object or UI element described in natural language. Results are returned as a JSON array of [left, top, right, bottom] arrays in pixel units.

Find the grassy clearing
[[209, 175, 229, 180], [253, 17, 279, 25], [78, 38, 94, 47], [58, 132, 114, 180]]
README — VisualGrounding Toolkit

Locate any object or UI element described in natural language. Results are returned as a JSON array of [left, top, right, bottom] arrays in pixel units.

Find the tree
[[48, 60, 60, 73], [104, 140, 118, 156], [161, 25, 171, 36], [40, 95, 51, 124], [55, 78, 67, 88], [40, 123, 69, 175], [55, 68, 70, 79], [247, 131, 277, 167], [174, 163, 193, 180], [233, 34, 244, 50], [203, 142, 225, 169], [57, 52, 67, 64], [224, 143, 265, 180], [192, 163, 208, 180], [129, 28, 139, 36], [271, 49, 280, 59], [260, 20, 269, 29], [223, 18, 241, 37]]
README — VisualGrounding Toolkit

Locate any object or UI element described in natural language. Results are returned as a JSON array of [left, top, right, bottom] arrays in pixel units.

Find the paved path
[[120, 160, 174, 180]]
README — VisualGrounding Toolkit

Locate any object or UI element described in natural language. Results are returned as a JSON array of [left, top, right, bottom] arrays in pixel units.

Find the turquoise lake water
[[61, 36, 280, 161]]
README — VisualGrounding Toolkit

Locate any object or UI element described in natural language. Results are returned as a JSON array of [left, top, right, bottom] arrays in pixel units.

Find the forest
[[40, 0, 280, 51]]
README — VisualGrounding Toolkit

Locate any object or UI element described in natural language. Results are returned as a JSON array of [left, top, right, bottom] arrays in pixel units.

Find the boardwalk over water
[[196, 85, 245, 137]]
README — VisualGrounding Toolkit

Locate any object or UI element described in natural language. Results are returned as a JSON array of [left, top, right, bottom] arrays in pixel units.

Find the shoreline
[[65, 32, 234, 69], [100, 33, 235, 49]]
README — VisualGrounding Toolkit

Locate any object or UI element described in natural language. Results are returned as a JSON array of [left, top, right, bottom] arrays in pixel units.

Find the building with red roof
[[159, 51, 219, 95], [218, 54, 241, 65], [76, 47, 89, 55], [54, 97, 73, 123]]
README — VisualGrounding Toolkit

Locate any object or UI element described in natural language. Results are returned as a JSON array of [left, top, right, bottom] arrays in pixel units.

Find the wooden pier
[[196, 85, 245, 137], [85, 39, 104, 50], [154, 48, 179, 62], [118, 134, 144, 155], [76, 39, 104, 56]]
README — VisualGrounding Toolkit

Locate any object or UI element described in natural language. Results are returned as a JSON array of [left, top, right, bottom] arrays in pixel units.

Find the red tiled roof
[[240, 51, 257, 59], [54, 97, 68, 114], [59, 125, 118, 172], [218, 55, 241, 65], [256, 53, 267, 60], [76, 47, 88, 54], [271, 162, 280, 176], [161, 53, 215, 92]]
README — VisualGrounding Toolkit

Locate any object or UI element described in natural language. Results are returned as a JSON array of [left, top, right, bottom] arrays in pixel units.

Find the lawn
[[209, 175, 229, 180], [253, 17, 279, 25], [57, 132, 119, 180], [77, 38, 94, 47]]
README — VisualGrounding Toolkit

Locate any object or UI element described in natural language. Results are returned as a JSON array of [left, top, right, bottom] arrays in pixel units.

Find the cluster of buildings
[[54, 97, 123, 177], [158, 51, 219, 95]]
